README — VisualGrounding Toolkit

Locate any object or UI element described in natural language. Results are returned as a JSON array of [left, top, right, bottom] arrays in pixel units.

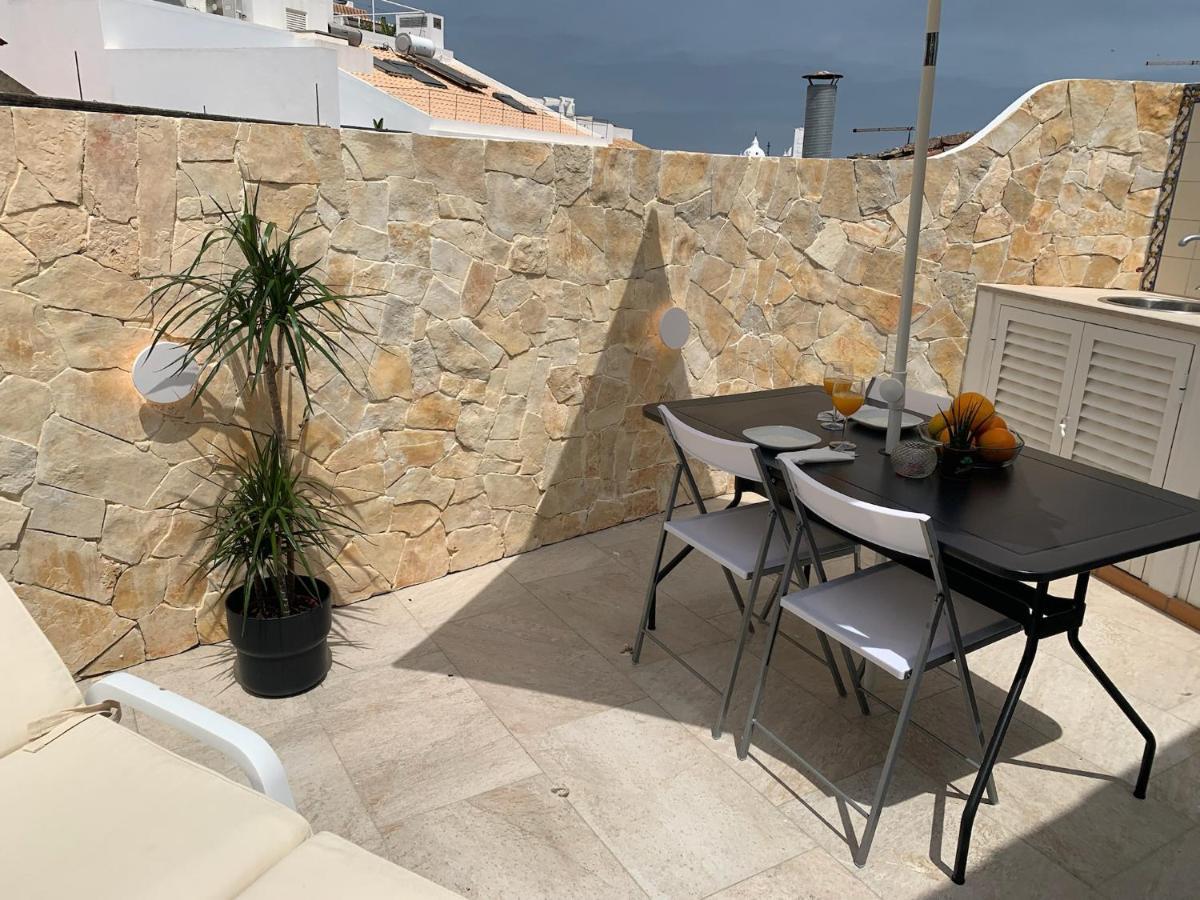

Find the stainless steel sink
[[1099, 294, 1200, 313]]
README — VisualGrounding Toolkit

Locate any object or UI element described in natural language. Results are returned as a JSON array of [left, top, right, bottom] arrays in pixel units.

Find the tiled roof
[[333, 3, 370, 16], [850, 131, 974, 160], [354, 49, 591, 138]]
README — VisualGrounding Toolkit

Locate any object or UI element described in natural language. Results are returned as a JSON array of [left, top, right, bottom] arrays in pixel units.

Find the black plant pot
[[939, 444, 977, 479], [225, 577, 332, 697]]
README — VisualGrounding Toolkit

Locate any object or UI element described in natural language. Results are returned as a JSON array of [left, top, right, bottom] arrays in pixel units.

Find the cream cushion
[[0, 714, 311, 899], [240, 831, 462, 899], [0, 576, 83, 757]]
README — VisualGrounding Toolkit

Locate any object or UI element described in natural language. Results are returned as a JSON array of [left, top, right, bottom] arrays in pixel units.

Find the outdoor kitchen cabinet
[[963, 285, 1200, 604]]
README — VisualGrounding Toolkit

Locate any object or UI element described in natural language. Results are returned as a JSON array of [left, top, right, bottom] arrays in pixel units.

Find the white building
[[0, 0, 635, 146]]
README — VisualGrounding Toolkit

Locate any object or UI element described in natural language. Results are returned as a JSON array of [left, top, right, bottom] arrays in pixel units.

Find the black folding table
[[644, 385, 1200, 884]]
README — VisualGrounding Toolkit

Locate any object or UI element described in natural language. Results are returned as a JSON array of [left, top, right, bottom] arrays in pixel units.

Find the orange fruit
[[978, 427, 1018, 462], [927, 411, 950, 435], [950, 392, 995, 432], [976, 413, 1007, 434]]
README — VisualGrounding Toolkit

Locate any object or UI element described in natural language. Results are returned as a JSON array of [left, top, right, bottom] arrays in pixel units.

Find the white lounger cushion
[[0, 576, 84, 757], [240, 831, 462, 899], [780, 563, 1019, 679], [664, 502, 853, 579], [0, 714, 311, 900]]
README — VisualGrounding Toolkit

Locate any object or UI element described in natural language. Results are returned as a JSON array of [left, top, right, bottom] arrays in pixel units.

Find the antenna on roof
[[853, 125, 917, 143]]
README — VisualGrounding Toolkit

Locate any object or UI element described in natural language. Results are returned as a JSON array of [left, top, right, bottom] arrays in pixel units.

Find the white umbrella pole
[[885, 0, 942, 454]]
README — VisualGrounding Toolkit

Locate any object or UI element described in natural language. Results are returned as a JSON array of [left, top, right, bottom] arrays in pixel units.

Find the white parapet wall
[[0, 0, 341, 124]]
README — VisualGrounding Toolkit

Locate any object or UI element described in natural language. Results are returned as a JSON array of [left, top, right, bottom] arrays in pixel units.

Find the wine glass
[[830, 376, 865, 452], [820, 365, 851, 431]]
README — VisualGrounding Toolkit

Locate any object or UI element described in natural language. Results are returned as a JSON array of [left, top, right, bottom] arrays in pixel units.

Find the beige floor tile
[[894, 688, 1192, 889], [429, 597, 646, 737], [1037, 615, 1200, 713], [707, 847, 877, 899], [498, 535, 615, 584], [964, 637, 1200, 778], [529, 698, 810, 898], [124, 643, 314, 732], [584, 514, 663, 549], [385, 774, 645, 899], [1167, 689, 1200, 727], [315, 652, 541, 829], [1100, 826, 1200, 899], [1147, 749, 1200, 824], [398, 563, 535, 631], [1062, 577, 1200, 654], [525, 558, 727, 666], [99, 536, 1200, 899], [631, 640, 889, 806], [135, 711, 386, 852], [601, 534, 759, 621], [780, 760, 1095, 899], [327, 592, 441, 672]]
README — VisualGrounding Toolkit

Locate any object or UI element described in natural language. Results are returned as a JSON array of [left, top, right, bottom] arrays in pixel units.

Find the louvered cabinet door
[[1059, 325, 1193, 577], [983, 306, 1084, 453]]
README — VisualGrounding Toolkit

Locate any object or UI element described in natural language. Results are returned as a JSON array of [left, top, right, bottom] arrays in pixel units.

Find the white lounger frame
[[84, 672, 296, 809]]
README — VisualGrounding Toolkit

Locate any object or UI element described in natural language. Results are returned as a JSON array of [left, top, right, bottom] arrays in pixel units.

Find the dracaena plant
[[939, 397, 987, 451], [144, 189, 369, 617]]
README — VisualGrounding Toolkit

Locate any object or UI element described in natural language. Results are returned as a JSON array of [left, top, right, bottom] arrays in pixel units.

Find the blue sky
[[389, 0, 1200, 155]]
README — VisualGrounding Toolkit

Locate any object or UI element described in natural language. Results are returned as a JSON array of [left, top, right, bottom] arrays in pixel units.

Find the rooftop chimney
[[801, 71, 842, 159]]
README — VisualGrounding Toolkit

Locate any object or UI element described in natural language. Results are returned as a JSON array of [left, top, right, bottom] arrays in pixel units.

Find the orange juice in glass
[[821, 366, 851, 431], [830, 377, 865, 451]]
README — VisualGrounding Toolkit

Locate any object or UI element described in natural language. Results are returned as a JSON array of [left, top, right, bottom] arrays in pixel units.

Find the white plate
[[849, 407, 923, 430], [742, 425, 822, 450]]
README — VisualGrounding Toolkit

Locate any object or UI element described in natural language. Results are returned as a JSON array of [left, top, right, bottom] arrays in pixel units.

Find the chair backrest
[[866, 379, 950, 418], [0, 575, 84, 757], [778, 454, 933, 559], [658, 405, 761, 482]]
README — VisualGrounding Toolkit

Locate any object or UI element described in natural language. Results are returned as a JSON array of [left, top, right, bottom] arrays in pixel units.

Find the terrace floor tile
[[113, 512, 1200, 898]]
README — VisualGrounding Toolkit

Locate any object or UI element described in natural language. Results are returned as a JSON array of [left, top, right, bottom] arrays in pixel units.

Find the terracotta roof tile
[[354, 50, 591, 138]]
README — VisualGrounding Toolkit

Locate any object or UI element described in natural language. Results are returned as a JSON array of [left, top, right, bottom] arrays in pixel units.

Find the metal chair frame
[[632, 416, 851, 741], [738, 461, 1004, 867]]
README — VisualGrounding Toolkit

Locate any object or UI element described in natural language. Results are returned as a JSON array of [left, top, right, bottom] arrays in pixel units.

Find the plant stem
[[262, 339, 296, 611]]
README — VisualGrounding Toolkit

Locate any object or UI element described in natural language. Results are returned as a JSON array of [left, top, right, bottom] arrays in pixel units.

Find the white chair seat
[[665, 502, 854, 580], [779, 562, 1019, 679]]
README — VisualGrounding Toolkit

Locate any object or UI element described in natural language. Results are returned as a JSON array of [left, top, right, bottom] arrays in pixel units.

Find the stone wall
[[0, 79, 1183, 674]]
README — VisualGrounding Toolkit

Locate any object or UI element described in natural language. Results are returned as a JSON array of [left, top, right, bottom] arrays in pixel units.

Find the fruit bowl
[[976, 429, 1025, 468], [916, 424, 1025, 471]]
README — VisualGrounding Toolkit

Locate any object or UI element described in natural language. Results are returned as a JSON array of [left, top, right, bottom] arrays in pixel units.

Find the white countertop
[[980, 284, 1200, 334]]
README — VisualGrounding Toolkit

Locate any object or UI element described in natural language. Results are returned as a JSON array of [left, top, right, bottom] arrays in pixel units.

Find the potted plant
[[145, 191, 365, 696]]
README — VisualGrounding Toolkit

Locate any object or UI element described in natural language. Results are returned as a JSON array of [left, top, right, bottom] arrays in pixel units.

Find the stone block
[[16, 583, 132, 674]]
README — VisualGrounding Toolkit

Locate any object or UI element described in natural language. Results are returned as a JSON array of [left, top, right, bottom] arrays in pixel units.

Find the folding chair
[[739, 453, 1020, 866], [632, 406, 856, 740]]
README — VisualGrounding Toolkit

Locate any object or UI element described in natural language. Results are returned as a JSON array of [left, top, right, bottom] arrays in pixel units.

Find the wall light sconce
[[131, 341, 200, 404], [658, 307, 690, 350]]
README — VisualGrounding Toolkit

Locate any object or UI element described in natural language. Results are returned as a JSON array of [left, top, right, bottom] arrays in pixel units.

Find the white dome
[[742, 135, 765, 158]]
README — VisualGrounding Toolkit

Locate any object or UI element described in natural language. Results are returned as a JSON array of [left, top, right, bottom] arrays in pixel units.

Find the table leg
[[1068, 630, 1156, 797], [1065, 572, 1156, 797], [952, 631, 1039, 885]]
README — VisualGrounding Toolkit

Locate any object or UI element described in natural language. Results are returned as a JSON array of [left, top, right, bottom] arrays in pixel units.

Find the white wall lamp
[[657, 307, 690, 350], [131, 341, 201, 405]]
